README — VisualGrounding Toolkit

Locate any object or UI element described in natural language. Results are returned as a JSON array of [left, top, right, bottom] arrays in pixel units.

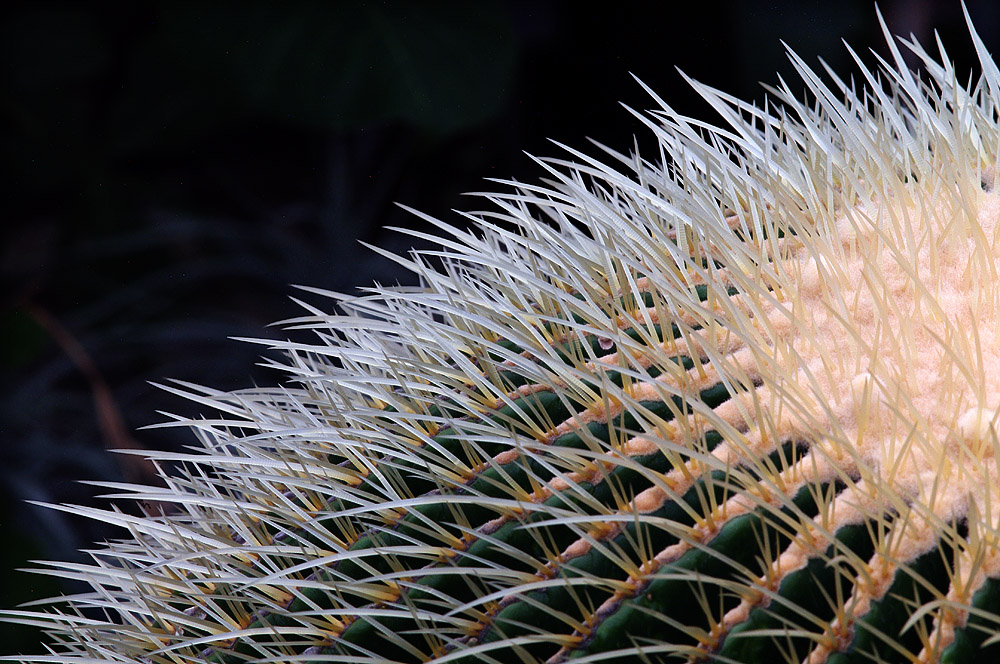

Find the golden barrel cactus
[[7, 8, 1000, 664]]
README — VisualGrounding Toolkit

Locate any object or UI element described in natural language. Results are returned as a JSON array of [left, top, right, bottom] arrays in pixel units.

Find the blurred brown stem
[[26, 303, 160, 488]]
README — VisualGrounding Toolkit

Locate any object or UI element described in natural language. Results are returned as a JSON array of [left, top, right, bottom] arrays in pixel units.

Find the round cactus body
[[10, 10, 1000, 664]]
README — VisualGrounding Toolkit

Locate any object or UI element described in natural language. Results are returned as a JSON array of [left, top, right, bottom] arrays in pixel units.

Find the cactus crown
[[8, 7, 1000, 664]]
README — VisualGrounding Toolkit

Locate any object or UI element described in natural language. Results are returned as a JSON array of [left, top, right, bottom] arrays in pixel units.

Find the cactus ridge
[[9, 7, 1000, 664]]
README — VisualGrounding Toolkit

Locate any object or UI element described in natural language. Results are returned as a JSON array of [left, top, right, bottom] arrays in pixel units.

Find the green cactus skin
[[8, 8, 1000, 664]]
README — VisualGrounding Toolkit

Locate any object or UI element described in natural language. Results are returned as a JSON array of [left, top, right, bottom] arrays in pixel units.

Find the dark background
[[3, 0, 997, 653]]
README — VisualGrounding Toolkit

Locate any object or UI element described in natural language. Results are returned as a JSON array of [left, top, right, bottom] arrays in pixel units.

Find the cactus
[[9, 8, 1000, 664]]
